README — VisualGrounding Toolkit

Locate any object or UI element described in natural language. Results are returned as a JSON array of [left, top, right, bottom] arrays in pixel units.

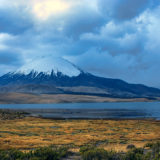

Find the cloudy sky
[[0, 0, 160, 87]]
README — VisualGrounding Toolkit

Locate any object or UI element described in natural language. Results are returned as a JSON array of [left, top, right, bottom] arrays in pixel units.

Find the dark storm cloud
[[62, 6, 106, 39], [0, 7, 33, 35], [98, 0, 153, 21], [0, 49, 22, 65]]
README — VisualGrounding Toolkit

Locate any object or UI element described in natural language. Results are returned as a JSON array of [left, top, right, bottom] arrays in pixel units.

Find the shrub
[[145, 142, 160, 159], [124, 148, 144, 160], [80, 145, 119, 160], [126, 144, 136, 150], [31, 146, 69, 160], [0, 146, 69, 160], [0, 149, 28, 160]]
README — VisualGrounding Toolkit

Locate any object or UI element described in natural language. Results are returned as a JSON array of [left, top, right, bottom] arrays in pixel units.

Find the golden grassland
[[0, 117, 160, 152]]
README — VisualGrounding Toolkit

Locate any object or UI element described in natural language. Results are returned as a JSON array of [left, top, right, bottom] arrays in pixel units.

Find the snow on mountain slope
[[1, 56, 160, 99], [15, 57, 81, 77]]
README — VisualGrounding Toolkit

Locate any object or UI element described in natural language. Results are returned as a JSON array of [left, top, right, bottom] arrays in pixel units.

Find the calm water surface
[[0, 102, 160, 119]]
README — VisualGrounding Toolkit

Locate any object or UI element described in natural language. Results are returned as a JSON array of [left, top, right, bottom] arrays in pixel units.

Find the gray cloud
[[0, 6, 33, 35], [62, 6, 106, 39], [0, 49, 22, 66], [98, 0, 153, 21], [0, 0, 160, 87]]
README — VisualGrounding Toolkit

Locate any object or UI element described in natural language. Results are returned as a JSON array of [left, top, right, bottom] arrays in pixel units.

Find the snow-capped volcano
[[1, 56, 160, 100], [15, 57, 81, 77]]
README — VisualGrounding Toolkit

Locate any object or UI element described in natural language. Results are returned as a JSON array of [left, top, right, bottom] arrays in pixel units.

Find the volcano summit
[[0, 57, 160, 103]]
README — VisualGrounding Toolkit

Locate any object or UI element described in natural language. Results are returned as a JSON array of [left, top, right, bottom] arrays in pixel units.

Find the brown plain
[[0, 93, 153, 104]]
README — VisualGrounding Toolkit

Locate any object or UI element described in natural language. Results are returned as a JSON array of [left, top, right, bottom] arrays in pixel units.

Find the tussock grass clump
[[0, 146, 69, 160], [0, 109, 28, 120], [80, 145, 121, 160], [79, 142, 160, 160]]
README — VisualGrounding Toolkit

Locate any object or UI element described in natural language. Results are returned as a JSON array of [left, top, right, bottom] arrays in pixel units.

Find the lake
[[0, 102, 160, 119]]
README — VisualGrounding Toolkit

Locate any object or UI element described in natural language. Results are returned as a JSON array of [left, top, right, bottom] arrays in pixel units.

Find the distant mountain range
[[0, 57, 160, 101]]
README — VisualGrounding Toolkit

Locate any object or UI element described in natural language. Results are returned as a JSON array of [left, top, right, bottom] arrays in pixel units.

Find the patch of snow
[[15, 57, 81, 77]]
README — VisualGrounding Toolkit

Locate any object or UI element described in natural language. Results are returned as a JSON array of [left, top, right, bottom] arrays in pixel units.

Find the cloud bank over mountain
[[0, 0, 160, 87]]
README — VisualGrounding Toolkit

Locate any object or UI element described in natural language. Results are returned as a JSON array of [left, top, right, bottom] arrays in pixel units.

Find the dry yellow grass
[[0, 117, 160, 151]]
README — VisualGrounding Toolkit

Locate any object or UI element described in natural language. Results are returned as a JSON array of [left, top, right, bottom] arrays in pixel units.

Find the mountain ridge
[[0, 70, 160, 99], [0, 57, 160, 101]]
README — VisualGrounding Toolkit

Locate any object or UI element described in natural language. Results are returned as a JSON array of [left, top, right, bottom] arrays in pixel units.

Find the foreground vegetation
[[0, 146, 69, 160], [0, 142, 160, 160], [80, 142, 160, 160], [0, 110, 160, 159], [0, 110, 28, 120]]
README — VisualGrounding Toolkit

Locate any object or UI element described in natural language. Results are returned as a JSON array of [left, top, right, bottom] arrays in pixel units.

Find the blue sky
[[0, 0, 160, 87]]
